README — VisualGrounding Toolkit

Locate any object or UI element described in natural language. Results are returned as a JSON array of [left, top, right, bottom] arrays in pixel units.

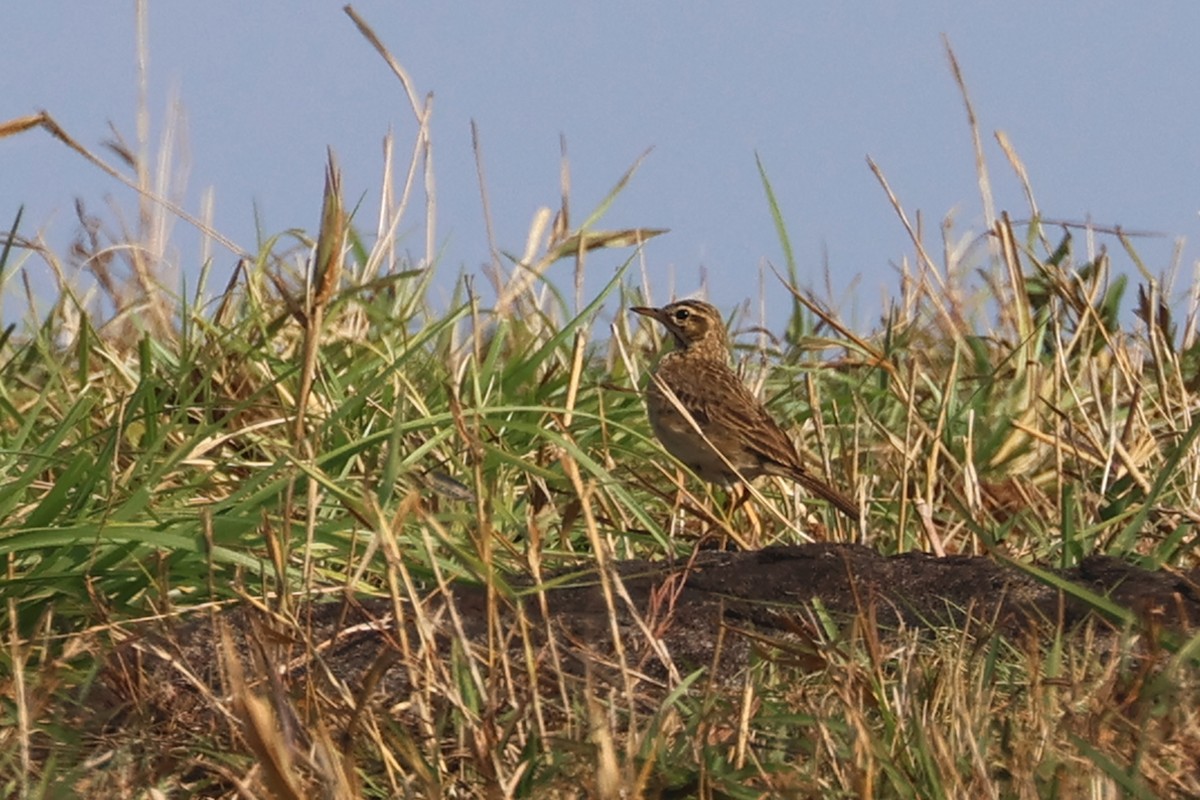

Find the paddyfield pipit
[[631, 299, 860, 521]]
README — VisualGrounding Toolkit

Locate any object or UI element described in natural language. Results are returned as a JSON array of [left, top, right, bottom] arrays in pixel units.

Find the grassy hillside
[[2, 106, 1199, 797]]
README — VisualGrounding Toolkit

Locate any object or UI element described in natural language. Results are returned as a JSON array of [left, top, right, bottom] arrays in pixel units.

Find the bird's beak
[[630, 305, 663, 322]]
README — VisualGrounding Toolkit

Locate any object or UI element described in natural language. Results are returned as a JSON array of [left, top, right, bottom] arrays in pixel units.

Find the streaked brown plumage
[[632, 299, 860, 521]]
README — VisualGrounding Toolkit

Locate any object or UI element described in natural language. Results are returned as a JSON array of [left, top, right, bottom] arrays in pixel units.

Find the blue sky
[[5, 4, 1199, 329]]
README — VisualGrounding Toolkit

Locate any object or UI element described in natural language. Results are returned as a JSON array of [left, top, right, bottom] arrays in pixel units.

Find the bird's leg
[[725, 482, 745, 514], [723, 483, 762, 549]]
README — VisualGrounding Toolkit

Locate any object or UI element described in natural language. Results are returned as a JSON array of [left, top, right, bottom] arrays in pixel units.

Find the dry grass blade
[[294, 150, 345, 442], [0, 110, 245, 258], [0, 113, 46, 138], [547, 228, 670, 263], [472, 119, 502, 281], [313, 150, 346, 310], [943, 35, 996, 236], [220, 626, 307, 800], [769, 262, 888, 372], [994, 212, 1034, 369], [495, 147, 662, 318], [343, 5, 437, 268], [995, 129, 1042, 226]]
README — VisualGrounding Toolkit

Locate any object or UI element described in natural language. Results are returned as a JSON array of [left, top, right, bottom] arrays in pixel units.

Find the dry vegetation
[[2, 15, 1200, 800]]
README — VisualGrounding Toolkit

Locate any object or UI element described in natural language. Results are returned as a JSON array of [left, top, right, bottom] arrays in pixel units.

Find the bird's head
[[631, 299, 729, 359]]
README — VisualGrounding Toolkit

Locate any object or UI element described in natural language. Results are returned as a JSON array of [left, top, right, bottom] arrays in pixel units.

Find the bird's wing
[[678, 360, 801, 467], [661, 359, 861, 519]]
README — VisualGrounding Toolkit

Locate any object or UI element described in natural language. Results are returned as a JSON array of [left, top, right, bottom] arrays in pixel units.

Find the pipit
[[631, 299, 860, 521]]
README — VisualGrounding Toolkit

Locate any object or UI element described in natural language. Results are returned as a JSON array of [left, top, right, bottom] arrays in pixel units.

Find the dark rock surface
[[97, 544, 1200, 733]]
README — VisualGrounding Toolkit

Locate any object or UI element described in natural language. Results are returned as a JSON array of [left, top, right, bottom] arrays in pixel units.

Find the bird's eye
[[674, 309, 690, 321]]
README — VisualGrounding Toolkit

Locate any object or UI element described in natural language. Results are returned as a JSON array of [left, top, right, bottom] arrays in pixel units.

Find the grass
[[2, 22, 1200, 800]]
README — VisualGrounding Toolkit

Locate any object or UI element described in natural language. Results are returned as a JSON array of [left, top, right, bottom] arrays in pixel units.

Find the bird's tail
[[794, 471, 861, 521]]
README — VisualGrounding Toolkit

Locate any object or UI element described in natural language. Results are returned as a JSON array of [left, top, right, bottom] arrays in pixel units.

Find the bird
[[631, 299, 860, 521]]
